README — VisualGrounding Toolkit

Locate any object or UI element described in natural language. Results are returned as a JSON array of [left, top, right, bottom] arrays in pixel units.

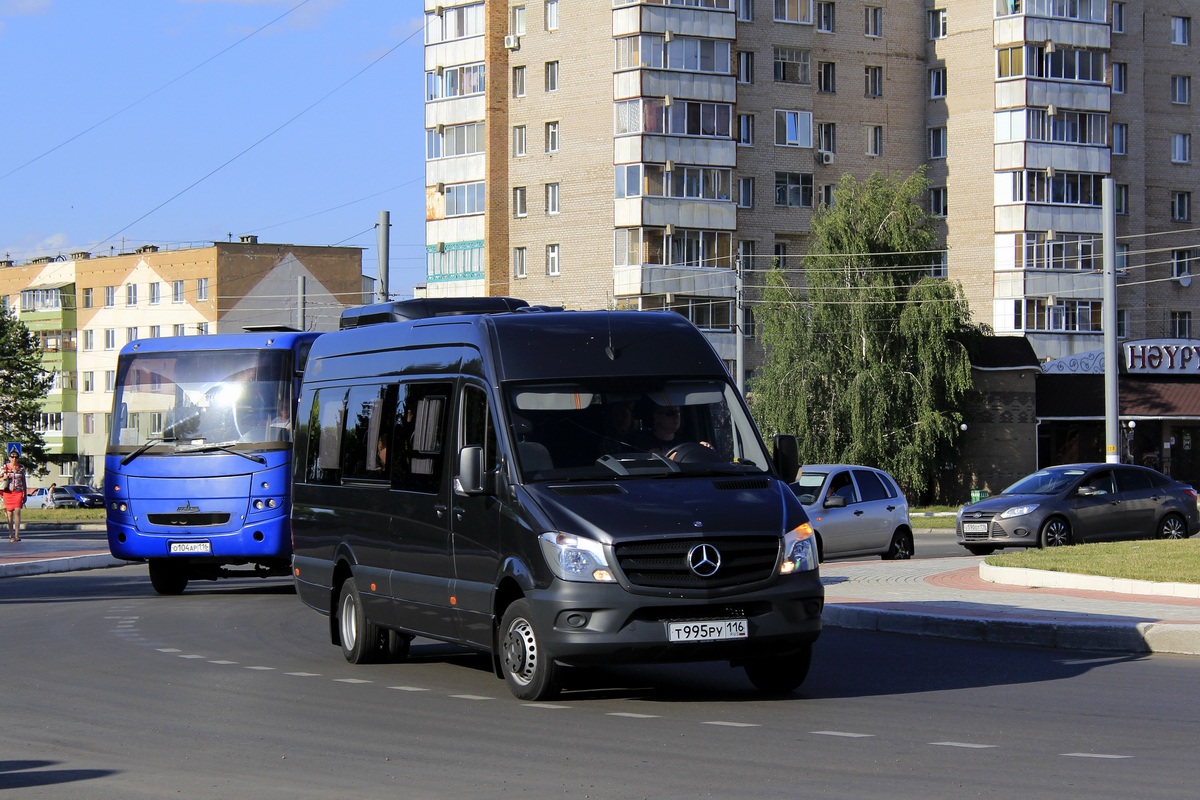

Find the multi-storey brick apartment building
[[0, 239, 366, 489], [423, 0, 1200, 491]]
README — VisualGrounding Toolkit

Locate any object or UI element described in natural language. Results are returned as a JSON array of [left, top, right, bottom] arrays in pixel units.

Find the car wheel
[[1039, 517, 1072, 548], [499, 599, 561, 701], [964, 545, 997, 556], [743, 644, 813, 695], [148, 559, 188, 595], [337, 579, 383, 665], [881, 529, 914, 560], [1157, 513, 1189, 540]]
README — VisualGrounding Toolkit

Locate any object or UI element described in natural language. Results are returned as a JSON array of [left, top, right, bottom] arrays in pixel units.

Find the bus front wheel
[[148, 559, 189, 595]]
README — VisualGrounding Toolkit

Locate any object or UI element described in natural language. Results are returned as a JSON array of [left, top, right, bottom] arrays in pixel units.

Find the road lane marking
[[334, 678, 372, 684], [208, 660, 238, 665], [607, 713, 660, 719], [245, 666, 275, 671], [1062, 753, 1132, 759], [287, 672, 321, 677], [812, 731, 874, 738], [704, 721, 760, 728], [389, 686, 430, 692], [156, 648, 181, 653], [523, 703, 570, 709], [450, 694, 494, 701], [930, 742, 997, 749], [179, 654, 206, 659]]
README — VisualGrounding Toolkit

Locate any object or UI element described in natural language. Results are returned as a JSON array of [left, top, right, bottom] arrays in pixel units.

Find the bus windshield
[[109, 349, 293, 451]]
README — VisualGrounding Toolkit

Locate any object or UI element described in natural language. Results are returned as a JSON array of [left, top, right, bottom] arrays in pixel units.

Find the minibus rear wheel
[[500, 599, 561, 701], [338, 579, 382, 665]]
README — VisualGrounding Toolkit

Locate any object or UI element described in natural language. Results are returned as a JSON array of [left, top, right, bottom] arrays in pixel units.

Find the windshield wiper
[[121, 437, 165, 466], [177, 442, 266, 464]]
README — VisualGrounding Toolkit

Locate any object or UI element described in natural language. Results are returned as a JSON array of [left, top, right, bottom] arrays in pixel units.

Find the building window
[[864, 65, 882, 97], [546, 182, 560, 215], [426, 63, 485, 101], [445, 181, 485, 217], [1173, 249, 1194, 279], [738, 177, 755, 208], [197, 322, 208, 336], [126, 284, 137, 306], [174, 324, 186, 336], [546, 244, 560, 276], [105, 370, 116, 392], [737, 0, 754, 22], [775, 172, 814, 207], [1112, 123, 1128, 155], [82, 329, 93, 351], [774, 0, 813, 24], [83, 413, 94, 435], [513, 125, 527, 157], [545, 60, 559, 91], [126, 327, 137, 343], [866, 124, 883, 156], [737, 113, 754, 145], [1115, 184, 1129, 214], [83, 371, 94, 393], [774, 241, 788, 269], [1112, 2, 1125, 33], [1173, 191, 1192, 221], [511, 5, 526, 36], [930, 250, 948, 278], [996, 46, 1024, 78], [817, 61, 835, 92], [103, 285, 115, 308], [513, 66, 526, 97], [514, 247, 527, 279], [929, 8, 946, 39], [149, 325, 160, 338], [929, 67, 946, 98], [737, 51, 754, 83], [815, 1, 835, 32], [817, 183, 835, 207], [545, 0, 558, 30], [545, 121, 559, 153], [817, 122, 836, 153], [172, 280, 185, 303], [930, 187, 948, 217], [864, 6, 882, 37], [1171, 16, 1190, 45], [929, 127, 947, 159], [773, 47, 810, 84], [196, 277, 209, 301], [82, 287, 93, 309], [775, 110, 813, 147], [1172, 311, 1192, 339], [1112, 62, 1127, 93], [1172, 75, 1191, 104], [149, 282, 160, 305], [1116, 308, 1128, 338], [1172, 133, 1192, 163], [104, 329, 116, 350], [513, 186, 527, 218]]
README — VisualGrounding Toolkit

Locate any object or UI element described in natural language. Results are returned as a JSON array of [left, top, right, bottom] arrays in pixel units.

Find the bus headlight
[[539, 532, 615, 582], [780, 522, 819, 574]]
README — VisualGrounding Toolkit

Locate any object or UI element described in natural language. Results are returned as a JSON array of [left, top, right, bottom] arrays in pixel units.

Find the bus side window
[[306, 388, 347, 485], [394, 382, 452, 494], [460, 384, 497, 472], [341, 384, 396, 484]]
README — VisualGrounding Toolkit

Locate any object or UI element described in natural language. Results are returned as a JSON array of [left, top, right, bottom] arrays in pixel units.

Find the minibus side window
[[460, 385, 498, 471], [341, 384, 397, 484], [306, 388, 347, 485], [393, 382, 452, 494]]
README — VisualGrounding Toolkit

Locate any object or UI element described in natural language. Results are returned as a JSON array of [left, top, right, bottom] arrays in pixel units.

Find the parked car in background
[[25, 487, 53, 509], [956, 463, 1199, 555], [51, 485, 105, 509], [792, 465, 913, 562]]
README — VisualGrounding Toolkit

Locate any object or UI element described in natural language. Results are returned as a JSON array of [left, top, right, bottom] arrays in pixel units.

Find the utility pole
[[296, 275, 306, 332], [1102, 178, 1119, 463], [377, 210, 390, 303], [735, 255, 745, 396]]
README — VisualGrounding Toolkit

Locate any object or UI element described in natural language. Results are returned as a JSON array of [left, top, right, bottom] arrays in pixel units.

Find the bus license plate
[[667, 619, 748, 643], [962, 523, 988, 534], [169, 541, 211, 554]]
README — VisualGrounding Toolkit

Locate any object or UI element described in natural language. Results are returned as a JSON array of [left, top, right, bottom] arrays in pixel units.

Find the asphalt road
[[2, 566, 1198, 799]]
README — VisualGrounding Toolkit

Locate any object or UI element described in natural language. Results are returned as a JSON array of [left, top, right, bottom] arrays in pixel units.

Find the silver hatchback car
[[957, 463, 1199, 555], [792, 465, 914, 562]]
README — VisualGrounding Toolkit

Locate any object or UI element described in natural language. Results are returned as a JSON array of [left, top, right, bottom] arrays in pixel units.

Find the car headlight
[[780, 522, 819, 574], [1000, 504, 1039, 520], [538, 532, 615, 582]]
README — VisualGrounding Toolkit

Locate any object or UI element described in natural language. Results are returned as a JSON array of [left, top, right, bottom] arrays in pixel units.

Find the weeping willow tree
[[751, 169, 985, 501]]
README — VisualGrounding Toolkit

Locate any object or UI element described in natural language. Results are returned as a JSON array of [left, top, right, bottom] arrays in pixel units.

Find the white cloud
[[0, 0, 52, 14]]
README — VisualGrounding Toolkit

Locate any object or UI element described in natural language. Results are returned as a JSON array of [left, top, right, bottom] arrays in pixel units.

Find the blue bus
[[105, 330, 321, 594]]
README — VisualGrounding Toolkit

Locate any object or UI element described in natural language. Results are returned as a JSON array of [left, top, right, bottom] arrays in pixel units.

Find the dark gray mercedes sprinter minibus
[[291, 299, 822, 700]]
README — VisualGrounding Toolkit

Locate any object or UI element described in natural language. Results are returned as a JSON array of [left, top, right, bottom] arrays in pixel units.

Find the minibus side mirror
[[455, 445, 487, 496], [772, 434, 799, 482]]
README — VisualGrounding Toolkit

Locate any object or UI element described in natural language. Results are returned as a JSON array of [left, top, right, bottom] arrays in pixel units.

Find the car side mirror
[[454, 445, 489, 496], [824, 494, 848, 509], [1076, 485, 1098, 497], [772, 434, 799, 482]]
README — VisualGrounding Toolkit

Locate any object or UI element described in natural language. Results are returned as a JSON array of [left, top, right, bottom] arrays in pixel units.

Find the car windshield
[[108, 349, 293, 453], [793, 472, 828, 505], [1002, 468, 1087, 495], [504, 378, 772, 481]]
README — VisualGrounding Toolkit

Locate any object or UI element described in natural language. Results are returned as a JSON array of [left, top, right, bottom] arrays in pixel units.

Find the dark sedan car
[[51, 484, 105, 509], [956, 463, 1199, 554]]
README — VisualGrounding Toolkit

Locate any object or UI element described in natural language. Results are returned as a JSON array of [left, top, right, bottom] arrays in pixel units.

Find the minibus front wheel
[[500, 599, 561, 701], [742, 644, 813, 695]]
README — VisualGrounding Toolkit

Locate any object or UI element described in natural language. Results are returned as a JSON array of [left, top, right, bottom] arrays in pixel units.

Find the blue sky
[[0, 0, 430, 297]]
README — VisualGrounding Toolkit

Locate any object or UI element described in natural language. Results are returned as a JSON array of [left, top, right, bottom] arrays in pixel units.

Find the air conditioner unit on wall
[[818, 151, 833, 165], [504, 34, 520, 50]]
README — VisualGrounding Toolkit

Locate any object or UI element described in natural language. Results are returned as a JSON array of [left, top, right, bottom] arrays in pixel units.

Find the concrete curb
[[980, 562, 1200, 599], [0, 554, 125, 579]]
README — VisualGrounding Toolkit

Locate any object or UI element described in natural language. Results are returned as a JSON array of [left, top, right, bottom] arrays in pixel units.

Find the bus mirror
[[455, 445, 486, 496], [772, 434, 799, 482]]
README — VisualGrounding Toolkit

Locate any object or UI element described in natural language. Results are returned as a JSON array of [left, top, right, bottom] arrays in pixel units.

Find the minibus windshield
[[505, 379, 772, 480]]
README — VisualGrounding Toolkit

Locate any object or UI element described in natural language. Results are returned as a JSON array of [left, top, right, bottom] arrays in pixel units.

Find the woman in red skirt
[[2, 450, 28, 542]]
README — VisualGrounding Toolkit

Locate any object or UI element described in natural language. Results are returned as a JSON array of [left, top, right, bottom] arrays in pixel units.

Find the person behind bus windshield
[[637, 403, 685, 456]]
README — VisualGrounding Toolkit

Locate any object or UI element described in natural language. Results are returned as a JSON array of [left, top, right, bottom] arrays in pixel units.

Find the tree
[[751, 169, 985, 502], [0, 306, 53, 476]]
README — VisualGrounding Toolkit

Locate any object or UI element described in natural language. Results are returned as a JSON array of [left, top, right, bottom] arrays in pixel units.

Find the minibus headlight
[[780, 522, 819, 575], [538, 532, 615, 583]]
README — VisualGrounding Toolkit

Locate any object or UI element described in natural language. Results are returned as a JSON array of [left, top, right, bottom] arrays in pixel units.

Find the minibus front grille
[[712, 478, 771, 491], [613, 535, 779, 589], [146, 513, 231, 527]]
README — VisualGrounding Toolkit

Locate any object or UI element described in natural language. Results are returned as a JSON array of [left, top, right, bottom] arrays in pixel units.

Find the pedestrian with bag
[[2, 449, 28, 542]]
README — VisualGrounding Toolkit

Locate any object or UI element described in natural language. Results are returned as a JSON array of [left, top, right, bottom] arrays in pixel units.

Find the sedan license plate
[[169, 541, 211, 554], [962, 522, 989, 534], [667, 619, 748, 643]]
